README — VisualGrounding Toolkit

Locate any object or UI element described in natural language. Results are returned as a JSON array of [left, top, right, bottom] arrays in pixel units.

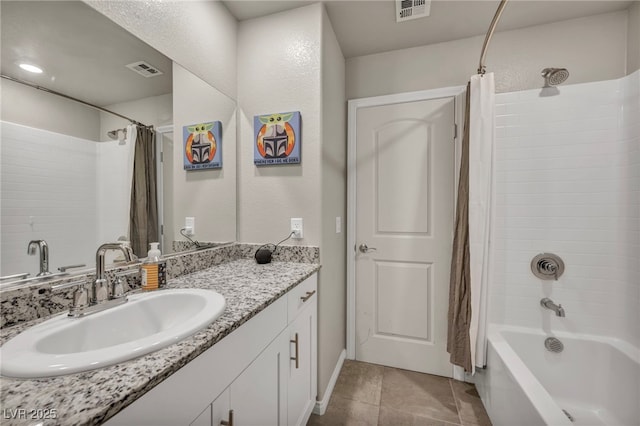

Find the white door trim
[[347, 86, 466, 361], [155, 124, 173, 253]]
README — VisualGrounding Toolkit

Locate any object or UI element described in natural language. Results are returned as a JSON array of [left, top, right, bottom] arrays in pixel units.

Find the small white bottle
[[141, 242, 166, 290]]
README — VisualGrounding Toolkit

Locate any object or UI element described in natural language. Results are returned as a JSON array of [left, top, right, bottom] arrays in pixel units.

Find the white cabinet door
[[287, 293, 317, 426], [190, 387, 230, 426], [191, 404, 212, 426], [211, 388, 231, 426], [229, 331, 288, 425]]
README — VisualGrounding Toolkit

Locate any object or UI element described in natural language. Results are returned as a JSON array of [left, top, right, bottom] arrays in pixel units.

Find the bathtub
[[475, 325, 640, 426]]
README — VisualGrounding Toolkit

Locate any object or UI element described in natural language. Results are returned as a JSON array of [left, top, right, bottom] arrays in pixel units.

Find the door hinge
[[160, 151, 164, 163], [160, 224, 164, 235], [454, 124, 458, 140]]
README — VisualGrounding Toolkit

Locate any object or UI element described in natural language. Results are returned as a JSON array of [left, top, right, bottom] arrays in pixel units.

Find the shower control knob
[[531, 253, 564, 281], [538, 260, 557, 273]]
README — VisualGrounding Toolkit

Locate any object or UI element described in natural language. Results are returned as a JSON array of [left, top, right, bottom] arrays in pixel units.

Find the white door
[[355, 97, 455, 377]]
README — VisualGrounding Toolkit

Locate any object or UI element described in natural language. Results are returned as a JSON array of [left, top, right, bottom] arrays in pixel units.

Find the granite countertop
[[0, 259, 320, 426]]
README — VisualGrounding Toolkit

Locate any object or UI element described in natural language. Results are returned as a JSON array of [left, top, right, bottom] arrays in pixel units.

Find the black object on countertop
[[254, 231, 295, 264]]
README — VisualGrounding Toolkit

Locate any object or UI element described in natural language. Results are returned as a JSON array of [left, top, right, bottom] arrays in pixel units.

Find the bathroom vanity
[[0, 247, 320, 426], [108, 272, 317, 426]]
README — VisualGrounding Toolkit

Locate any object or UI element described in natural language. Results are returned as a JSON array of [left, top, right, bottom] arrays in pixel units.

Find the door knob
[[358, 243, 377, 253]]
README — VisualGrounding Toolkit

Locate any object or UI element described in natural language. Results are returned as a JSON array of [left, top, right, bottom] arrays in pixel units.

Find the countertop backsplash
[[0, 243, 320, 328]]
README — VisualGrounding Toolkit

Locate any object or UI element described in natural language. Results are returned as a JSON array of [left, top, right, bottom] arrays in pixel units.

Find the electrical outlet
[[290, 218, 303, 239], [185, 217, 195, 236]]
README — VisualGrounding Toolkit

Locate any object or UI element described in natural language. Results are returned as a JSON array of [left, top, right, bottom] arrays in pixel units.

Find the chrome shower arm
[[477, 0, 509, 75]]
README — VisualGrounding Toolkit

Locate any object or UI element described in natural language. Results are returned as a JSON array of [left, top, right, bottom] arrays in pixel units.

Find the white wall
[[319, 7, 347, 401], [628, 1, 640, 74], [172, 63, 237, 243], [490, 71, 640, 348], [0, 122, 98, 276], [237, 4, 322, 245], [346, 11, 628, 99], [0, 78, 100, 141], [238, 3, 348, 401], [85, 0, 237, 100]]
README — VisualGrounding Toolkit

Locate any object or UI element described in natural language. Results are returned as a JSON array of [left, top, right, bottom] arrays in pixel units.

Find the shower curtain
[[129, 126, 158, 257], [468, 72, 495, 372], [447, 83, 472, 372], [448, 74, 495, 373]]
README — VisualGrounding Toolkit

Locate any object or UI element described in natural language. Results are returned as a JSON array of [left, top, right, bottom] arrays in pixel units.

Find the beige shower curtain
[[129, 126, 158, 258], [447, 83, 472, 372]]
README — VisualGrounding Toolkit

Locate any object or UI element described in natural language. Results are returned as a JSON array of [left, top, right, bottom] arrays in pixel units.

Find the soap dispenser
[[141, 242, 167, 290]]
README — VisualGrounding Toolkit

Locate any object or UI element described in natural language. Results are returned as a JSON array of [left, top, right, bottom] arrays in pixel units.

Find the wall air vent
[[396, 0, 431, 23], [125, 61, 164, 78]]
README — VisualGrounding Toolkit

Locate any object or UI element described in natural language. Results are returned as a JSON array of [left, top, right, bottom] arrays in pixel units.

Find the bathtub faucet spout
[[540, 298, 565, 317]]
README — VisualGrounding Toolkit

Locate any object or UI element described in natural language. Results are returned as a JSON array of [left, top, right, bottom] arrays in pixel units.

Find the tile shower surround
[[0, 243, 320, 327], [491, 71, 640, 347]]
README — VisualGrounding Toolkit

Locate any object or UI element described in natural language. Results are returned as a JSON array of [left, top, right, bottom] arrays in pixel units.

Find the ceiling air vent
[[125, 61, 164, 78], [396, 0, 431, 23]]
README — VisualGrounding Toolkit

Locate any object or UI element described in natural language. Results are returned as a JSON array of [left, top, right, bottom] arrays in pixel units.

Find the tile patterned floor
[[307, 360, 492, 426]]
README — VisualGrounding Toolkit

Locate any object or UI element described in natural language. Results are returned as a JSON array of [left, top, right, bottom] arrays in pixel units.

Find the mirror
[[0, 1, 237, 283]]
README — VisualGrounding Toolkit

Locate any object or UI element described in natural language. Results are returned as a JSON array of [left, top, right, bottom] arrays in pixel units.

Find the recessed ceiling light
[[19, 63, 43, 74]]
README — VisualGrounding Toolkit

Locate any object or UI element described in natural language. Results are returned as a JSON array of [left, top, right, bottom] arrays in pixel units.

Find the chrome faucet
[[27, 240, 51, 276], [540, 298, 565, 317], [68, 242, 136, 318], [93, 243, 134, 304]]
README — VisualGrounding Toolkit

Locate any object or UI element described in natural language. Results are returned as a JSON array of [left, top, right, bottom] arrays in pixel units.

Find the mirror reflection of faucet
[[540, 298, 566, 317], [27, 240, 51, 276]]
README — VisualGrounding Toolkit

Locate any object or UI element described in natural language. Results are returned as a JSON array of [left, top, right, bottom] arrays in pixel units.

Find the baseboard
[[313, 348, 346, 416]]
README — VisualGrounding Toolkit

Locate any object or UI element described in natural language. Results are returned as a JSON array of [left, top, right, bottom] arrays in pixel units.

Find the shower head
[[107, 128, 127, 142], [541, 68, 569, 86]]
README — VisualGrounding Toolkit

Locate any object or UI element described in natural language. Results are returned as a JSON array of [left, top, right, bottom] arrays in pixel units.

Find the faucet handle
[[73, 286, 89, 308], [112, 269, 139, 299], [65, 280, 90, 317], [112, 277, 125, 299]]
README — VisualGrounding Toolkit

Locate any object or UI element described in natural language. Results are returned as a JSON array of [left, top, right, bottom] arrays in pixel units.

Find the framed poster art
[[183, 121, 222, 170], [254, 111, 301, 166]]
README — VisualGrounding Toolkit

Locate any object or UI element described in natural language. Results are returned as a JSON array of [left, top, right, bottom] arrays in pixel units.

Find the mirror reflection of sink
[[0, 289, 225, 378]]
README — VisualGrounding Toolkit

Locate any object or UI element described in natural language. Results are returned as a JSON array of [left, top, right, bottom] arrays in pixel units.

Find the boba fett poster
[[183, 121, 222, 170], [254, 111, 301, 165]]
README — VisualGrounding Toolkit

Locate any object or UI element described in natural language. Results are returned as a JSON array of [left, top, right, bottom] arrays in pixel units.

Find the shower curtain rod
[[477, 0, 508, 75], [0, 74, 148, 127]]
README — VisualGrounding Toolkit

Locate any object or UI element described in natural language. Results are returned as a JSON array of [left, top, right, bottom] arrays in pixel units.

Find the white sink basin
[[0, 288, 225, 378]]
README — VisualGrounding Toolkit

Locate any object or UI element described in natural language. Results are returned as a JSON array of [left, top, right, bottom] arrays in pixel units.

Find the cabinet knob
[[220, 409, 233, 426], [290, 333, 299, 369], [300, 290, 316, 302]]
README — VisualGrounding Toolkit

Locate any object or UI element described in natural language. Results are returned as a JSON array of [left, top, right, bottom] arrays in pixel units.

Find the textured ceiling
[[1, 1, 632, 107], [223, 0, 633, 58]]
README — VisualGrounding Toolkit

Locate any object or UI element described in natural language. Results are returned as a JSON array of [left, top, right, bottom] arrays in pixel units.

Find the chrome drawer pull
[[220, 409, 233, 426], [290, 333, 299, 369], [300, 290, 316, 302]]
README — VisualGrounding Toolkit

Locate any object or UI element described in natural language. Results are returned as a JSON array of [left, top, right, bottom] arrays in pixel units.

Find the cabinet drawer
[[287, 274, 317, 322]]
